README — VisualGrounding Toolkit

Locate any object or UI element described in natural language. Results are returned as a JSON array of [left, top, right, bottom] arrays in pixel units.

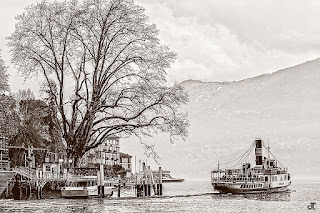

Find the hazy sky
[[1, 0, 320, 95]]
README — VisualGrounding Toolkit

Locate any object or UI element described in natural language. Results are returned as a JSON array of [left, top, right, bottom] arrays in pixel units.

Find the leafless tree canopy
[[8, 0, 188, 161]]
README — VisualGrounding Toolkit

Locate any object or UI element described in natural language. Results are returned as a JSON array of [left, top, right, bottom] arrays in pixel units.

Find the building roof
[[120, 152, 132, 158]]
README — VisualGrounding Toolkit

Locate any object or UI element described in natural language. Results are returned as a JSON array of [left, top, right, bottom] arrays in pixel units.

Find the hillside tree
[[8, 0, 188, 164]]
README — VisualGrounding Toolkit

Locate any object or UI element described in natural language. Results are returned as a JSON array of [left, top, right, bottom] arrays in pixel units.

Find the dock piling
[[159, 167, 163, 196]]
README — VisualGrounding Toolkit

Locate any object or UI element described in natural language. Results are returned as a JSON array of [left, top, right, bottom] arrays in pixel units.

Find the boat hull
[[162, 179, 184, 183], [212, 183, 290, 194], [61, 186, 114, 198], [61, 187, 89, 198]]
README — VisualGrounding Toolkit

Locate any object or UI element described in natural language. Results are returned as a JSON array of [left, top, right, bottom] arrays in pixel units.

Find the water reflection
[[1, 182, 319, 213], [214, 191, 291, 201]]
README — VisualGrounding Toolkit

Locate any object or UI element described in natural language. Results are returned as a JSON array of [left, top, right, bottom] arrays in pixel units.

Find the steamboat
[[211, 139, 291, 194]]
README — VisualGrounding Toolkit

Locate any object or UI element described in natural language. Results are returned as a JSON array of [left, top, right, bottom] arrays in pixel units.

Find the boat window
[[275, 176, 277, 181], [78, 182, 87, 187], [284, 175, 287, 180], [265, 177, 268, 181]]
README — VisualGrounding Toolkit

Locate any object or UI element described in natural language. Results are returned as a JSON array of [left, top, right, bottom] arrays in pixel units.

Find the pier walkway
[[0, 167, 70, 197]]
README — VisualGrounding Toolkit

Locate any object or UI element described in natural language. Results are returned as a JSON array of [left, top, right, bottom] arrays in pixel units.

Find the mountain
[[122, 59, 320, 180]]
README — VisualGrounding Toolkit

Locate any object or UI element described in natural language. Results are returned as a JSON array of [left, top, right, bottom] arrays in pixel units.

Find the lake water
[[0, 180, 319, 212]]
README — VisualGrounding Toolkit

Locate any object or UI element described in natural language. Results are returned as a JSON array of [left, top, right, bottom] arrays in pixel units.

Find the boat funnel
[[255, 139, 263, 165]]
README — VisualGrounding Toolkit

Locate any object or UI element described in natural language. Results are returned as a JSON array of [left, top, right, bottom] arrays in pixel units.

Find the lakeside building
[[80, 136, 121, 167], [120, 153, 132, 171], [6, 144, 66, 178], [1, 133, 133, 179], [120, 153, 132, 178]]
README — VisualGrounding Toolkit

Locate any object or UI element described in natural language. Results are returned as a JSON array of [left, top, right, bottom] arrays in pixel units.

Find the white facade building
[[80, 136, 120, 167]]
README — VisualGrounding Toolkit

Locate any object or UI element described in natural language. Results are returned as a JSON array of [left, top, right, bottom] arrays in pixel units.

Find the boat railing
[[211, 169, 242, 174], [212, 176, 266, 183], [212, 167, 288, 175]]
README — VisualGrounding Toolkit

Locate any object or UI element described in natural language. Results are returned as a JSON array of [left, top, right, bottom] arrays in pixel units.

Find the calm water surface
[[0, 180, 319, 212]]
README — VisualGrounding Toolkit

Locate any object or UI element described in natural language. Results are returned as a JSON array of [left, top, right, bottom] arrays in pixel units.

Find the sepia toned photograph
[[0, 0, 319, 212]]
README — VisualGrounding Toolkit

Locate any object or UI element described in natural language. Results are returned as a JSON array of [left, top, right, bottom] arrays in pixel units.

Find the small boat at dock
[[211, 139, 291, 194], [61, 176, 114, 198], [162, 171, 184, 182], [153, 170, 184, 182]]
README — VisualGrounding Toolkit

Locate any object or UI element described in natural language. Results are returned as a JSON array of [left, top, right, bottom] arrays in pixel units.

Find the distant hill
[[123, 59, 320, 180]]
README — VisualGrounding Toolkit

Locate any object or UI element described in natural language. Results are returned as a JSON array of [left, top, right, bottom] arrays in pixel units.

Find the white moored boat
[[162, 171, 184, 182], [61, 176, 114, 198], [211, 139, 291, 194]]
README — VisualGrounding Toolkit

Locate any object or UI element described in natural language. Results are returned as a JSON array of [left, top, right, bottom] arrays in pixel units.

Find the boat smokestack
[[255, 139, 263, 165]]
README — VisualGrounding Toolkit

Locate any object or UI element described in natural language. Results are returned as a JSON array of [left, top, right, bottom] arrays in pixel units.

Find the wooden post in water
[[29, 181, 32, 199], [13, 177, 21, 200], [36, 169, 40, 199], [159, 167, 163, 196], [118, 175, 121, 197], [97, 169, 101, 197], [147, 166, 151, 196], [142, 163, 147, 197], [135, 173, 138, 197], [6, 180, 9, 198], [100, 164, 105, 198], [134, 170, 137, 197], [136, 173, 142, 197], [149, 166, 156, 195]]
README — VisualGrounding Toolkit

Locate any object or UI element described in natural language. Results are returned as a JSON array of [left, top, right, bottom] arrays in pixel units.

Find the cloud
[[137, 0, 320, 82], [1, 0, 320, 96]]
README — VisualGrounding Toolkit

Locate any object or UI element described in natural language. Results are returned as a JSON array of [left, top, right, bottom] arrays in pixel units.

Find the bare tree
[[8, 0, 188, 163], [0, 51, 9, 93]]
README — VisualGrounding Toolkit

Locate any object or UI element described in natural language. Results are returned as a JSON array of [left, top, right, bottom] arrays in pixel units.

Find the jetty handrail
[[15, 166, 37, 179]]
